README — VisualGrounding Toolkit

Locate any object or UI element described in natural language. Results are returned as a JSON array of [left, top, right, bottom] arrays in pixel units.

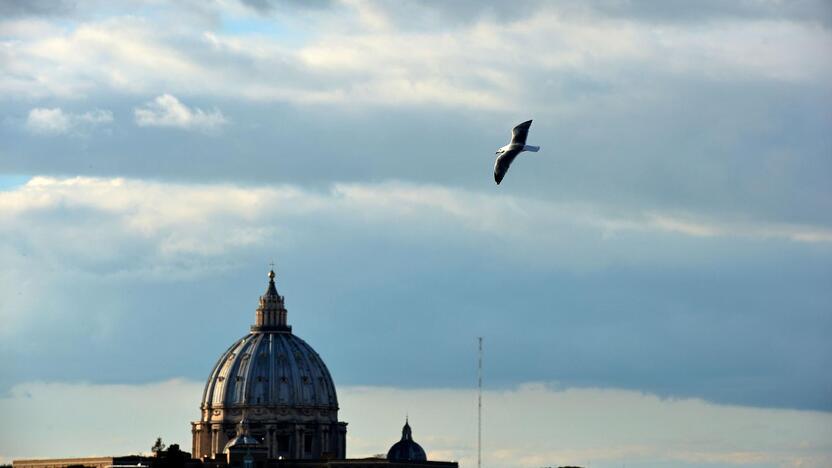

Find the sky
[[1, 0, 831, 467]]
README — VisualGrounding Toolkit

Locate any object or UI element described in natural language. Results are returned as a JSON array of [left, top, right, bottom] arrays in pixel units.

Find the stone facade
[[191, 409, 347, 460]]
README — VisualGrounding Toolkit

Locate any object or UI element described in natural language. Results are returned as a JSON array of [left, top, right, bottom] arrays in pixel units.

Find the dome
[[200, 269, 338, 409], [192, 268, 347, 460], [201, 331, 338, 409], [386, 420, 427, 462]]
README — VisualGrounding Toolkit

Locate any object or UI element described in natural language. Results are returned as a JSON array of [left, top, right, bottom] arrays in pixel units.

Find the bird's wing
[[510, 120, 533, 145], [494, 149, 520, 185]]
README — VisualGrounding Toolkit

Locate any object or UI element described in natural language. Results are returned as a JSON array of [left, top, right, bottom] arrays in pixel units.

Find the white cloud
[[1, 5, 830, 109], [134, 94, 227, 131], [2, 380, 830, 467], [76, 108, 114, 124], [0, 177, 828, 277], [604, 212, 832, 244], [25, 107, 69, 134], [3, 176, 829, 245], [25, 107, 113, 135]]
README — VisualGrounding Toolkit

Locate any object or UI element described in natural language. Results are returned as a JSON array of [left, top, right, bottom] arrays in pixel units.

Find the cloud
[[25, 108, 69, 134], [1, 0, 831, 414], [1, 177, 828, 269], [25, 107, 113, 135], [3, 0, 831, 234], [604, 212, 832, 244], [0, 176, 828, 317], [2, 380, 831, 467], [239, 0, 334, 14], [2, 4, 829, 105], [347, 0, 832, 30], [0, 176, 830, 412], [0, 0, 76, 18], [134, 94, 227, 131], [580, 0, 832, 27]]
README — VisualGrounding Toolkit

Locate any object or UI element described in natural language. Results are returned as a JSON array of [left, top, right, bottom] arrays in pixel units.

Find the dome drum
[[201, 406, 339, 424]]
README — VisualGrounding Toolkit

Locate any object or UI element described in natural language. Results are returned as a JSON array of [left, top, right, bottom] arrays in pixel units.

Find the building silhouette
[[386, 420, 426, 462]]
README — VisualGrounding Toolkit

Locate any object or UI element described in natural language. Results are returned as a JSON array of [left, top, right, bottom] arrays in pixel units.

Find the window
[[304, 434, 313, 454], [277, 435, 290, 453]]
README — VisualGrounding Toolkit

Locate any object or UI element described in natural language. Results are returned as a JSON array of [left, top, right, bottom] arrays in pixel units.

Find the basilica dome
[[201, 319, 338, 409], [191, 270, 347, 461]]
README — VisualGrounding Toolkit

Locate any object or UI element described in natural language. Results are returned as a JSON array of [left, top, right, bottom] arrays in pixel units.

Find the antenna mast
[[478, 336, 483, 468]]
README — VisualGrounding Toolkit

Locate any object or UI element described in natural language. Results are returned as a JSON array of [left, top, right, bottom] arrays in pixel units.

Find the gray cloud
[[1, 178, 830, 411], [354, 0, 832, 30], [239, 0, 334, 14], [0, 0, 76, 17], [3, 77, 830, 229], [5, 0, 829, 28], [1, 0, 831, 416], [583, 0, 832, 27]]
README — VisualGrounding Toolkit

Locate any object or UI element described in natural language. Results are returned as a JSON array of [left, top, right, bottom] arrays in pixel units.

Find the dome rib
[[267, 333, 276, 403], [202, 340, 237, 408], [235, 336, 255, 405]]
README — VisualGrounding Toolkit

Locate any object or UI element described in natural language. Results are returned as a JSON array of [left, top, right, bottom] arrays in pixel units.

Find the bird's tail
[[523, 145, 540, 152]]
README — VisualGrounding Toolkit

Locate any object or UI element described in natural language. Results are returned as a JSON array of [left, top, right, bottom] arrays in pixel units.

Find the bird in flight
[[493, 120, 540, 185]]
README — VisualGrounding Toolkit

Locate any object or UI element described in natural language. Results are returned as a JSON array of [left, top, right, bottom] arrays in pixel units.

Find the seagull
[[493, 120, 540, 185]]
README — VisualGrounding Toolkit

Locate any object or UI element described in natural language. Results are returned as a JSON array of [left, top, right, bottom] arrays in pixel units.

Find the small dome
[[223, 418, 262, 452], [387, 420, 427, 462], [224, 433, 261, 452]]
